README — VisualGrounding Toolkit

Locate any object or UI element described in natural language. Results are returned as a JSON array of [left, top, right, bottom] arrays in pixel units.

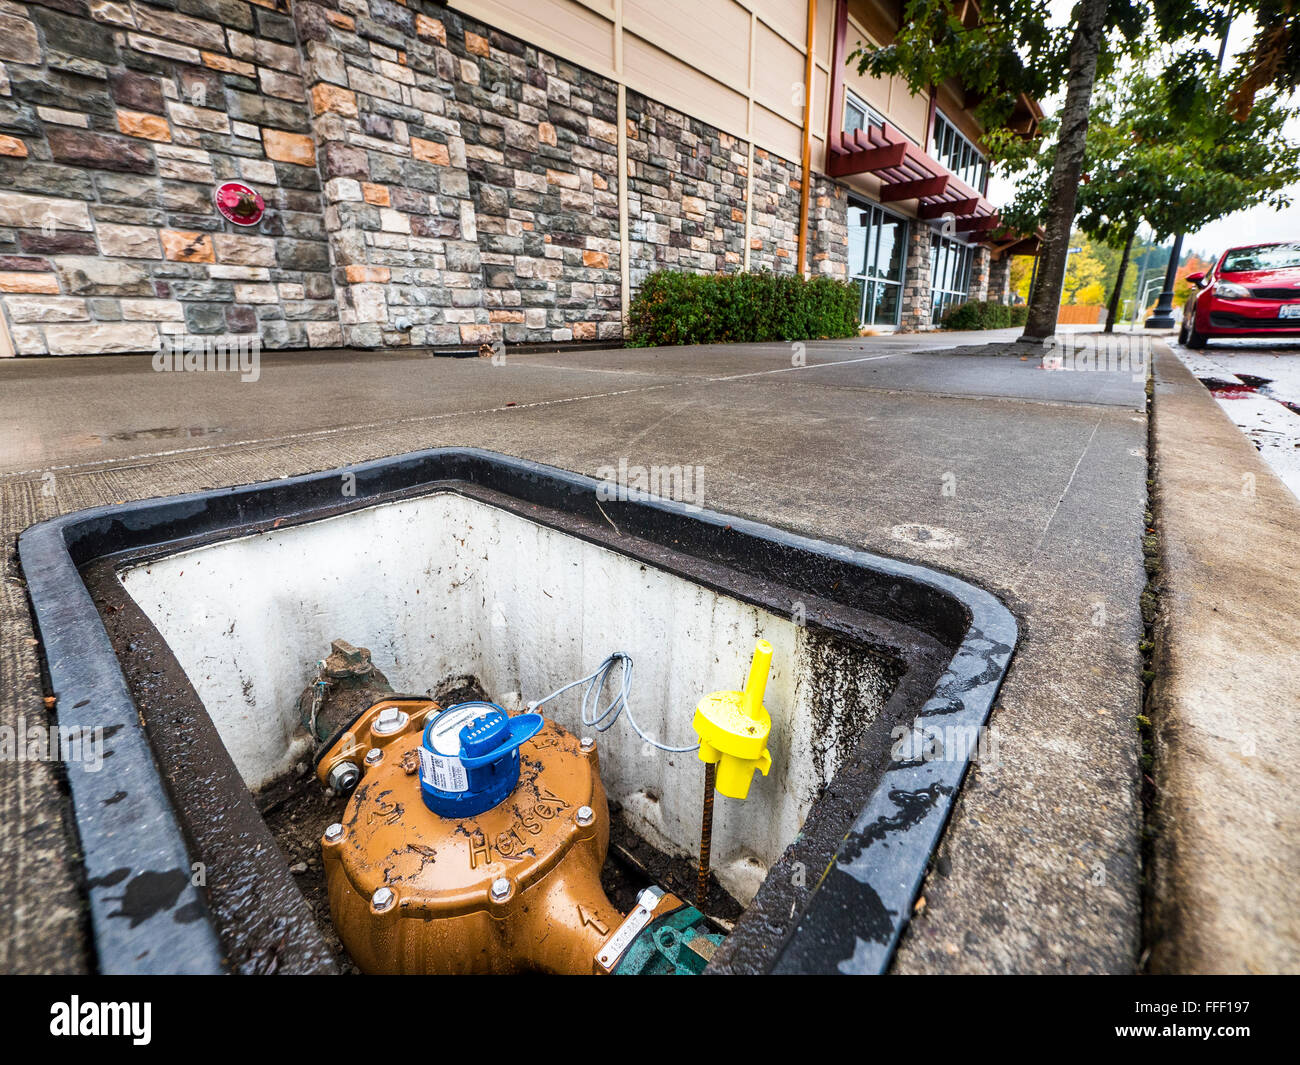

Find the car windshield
[[1221, 243, 1300, 272]]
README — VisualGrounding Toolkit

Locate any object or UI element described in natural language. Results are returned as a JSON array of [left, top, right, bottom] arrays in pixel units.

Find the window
[[930, 111, 988, 194], [848, 201, 909, 327], [843, 90, 886, 137], [930, 234, 975, 325]]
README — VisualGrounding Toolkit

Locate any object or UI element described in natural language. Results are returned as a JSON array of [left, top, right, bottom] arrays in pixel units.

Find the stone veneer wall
[[296, 0, 623, 346], [624, 92, 746, 287], [0, 0, 339, 356], [0, 0, 865, 355]]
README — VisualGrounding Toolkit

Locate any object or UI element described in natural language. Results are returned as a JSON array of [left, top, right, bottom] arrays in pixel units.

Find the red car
[[1180, 240, 1300, 347]]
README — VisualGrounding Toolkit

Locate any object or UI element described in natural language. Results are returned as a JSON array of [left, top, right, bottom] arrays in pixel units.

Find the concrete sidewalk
[[0, 329, 1149, 973]]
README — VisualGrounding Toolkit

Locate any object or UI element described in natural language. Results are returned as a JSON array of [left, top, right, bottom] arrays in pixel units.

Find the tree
[[997, 65, 1300, 330], [851, 1, 1280, 341], [853, 0, 1163, 341]]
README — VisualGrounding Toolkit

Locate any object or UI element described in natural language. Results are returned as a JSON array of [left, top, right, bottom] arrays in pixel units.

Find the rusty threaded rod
[[697, 761, 715, 910]]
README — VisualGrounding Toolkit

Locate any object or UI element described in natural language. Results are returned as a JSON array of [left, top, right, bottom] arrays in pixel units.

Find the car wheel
[[1178, 317, 1189, 344], [1185, 322, 1208, 349]]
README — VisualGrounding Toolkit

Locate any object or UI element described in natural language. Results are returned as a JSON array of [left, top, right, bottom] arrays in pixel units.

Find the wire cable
[[529, 652, 699, 754]]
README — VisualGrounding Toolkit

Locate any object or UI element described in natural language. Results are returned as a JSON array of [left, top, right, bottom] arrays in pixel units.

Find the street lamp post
[[1146, 11, 1231, 330], [1145, 233, 1184, 329]]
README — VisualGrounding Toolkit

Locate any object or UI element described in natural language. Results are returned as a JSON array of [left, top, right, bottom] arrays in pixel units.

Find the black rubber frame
[[19, 447, 1016, 975]]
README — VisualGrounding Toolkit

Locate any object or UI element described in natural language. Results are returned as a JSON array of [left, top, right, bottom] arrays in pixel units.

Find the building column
[[969, 245, 991, 301], [808, 176, 848, 278], [988, 254, 1012, 304], [900, 223, 933, 331]]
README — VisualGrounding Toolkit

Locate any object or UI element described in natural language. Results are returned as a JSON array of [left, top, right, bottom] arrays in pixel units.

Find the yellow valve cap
[[692, 639, 774, 800]]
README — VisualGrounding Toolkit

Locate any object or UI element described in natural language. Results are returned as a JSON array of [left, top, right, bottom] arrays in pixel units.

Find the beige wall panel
[[624, 0, 752, 92], [622, 34, 751, 136], [451, 0, 616, 77], [752, 101, 804, 162], [887, 78, 929, 143], [752, 20, 807, 124], [749, 0, 808, 48], [816, 0, 835, 64]]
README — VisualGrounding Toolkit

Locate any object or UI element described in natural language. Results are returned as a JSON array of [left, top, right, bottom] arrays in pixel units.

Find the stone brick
[[126, 34, 201, 66], [44, 321, 157, 354], [0, 271, 59, 293], [33, 8, 120, 64], [344, 264, 390, 283], [259, 69, 305, 102], [310, 83, 358, 117], [361, 182, 390, 206], [161, 230, 216, 263], [47, 128, 154, 174], [464, 31, 490, 58], [167, 102, 230, 134], [56, 256, 153, 296], [213, 232, 276, 266], [96, 223, 162, 259], [415, 15, 446, 44], [0, 135, 27, 157], [321, 142, 368, 179], [133, 7, 226, 51], [411, 138, 450, 166], [5, 294, 87, 320], [582, 250, 609, 269], [201, 52, 256, 78], [109, 70, 165, 114], [0, 15, 41, 67], [538, 122, 557, 147], [0, 192, 93, 231], [18, 231, 97, 255], [120, 298, 184, 321], [88, 1, 135, 27], [116, 110, 171, 142], [263, 128, 316, 166]]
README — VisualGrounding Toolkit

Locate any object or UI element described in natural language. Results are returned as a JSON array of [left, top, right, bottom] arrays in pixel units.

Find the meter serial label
[[419, 747, 469, 793]]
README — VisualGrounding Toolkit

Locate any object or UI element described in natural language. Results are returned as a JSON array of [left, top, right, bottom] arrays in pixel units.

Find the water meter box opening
[[19, 448, 1017, 975]]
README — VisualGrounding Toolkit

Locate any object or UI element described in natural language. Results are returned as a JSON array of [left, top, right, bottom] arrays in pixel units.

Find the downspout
[[797, 0, 816, 278]]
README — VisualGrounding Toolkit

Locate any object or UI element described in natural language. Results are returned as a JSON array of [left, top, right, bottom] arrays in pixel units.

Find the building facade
[[0, 0, 1038, 356]]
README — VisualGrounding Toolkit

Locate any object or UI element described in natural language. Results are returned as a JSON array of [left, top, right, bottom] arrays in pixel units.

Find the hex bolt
[[372, 886, 395, 911], [323, 822, 344, 843], [580, 736, 595, 752], [576, 805, 594, 827], [364, 747, 382, 765], [490, 877, 511, 902], [328, 761, 360, 795]]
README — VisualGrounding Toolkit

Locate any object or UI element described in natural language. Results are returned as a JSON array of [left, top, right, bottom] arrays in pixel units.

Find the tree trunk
[[1104, 225, 1136, 334], [1021, 0, 1111, 342]]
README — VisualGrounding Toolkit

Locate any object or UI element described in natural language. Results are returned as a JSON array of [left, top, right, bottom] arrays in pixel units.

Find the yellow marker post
[[692, 639, 774, 800]]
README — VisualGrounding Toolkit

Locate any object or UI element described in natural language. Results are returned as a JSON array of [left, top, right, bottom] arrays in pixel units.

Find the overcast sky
[[986, 5, 1299, 260]]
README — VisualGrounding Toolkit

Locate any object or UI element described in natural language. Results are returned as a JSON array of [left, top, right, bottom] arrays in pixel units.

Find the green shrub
[[939, 300, 1028, 330], [626, 269, 860, 347]]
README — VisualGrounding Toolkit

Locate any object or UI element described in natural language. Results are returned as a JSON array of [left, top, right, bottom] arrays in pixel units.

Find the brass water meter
[[316, 699, 623, 974]]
